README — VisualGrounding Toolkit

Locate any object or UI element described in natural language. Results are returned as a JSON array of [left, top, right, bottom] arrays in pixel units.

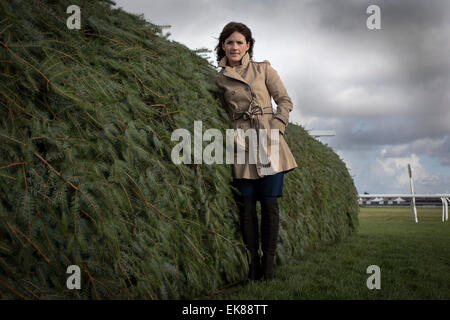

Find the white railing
[[358, 194, 450, 223], [357, 164, 449, 223]]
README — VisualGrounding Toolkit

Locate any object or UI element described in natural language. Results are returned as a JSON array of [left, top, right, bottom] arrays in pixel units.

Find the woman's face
[[221, 31, 250, 67]]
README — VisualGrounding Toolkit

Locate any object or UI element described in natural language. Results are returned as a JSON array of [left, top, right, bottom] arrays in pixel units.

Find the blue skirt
[[231, 171, 286, 200]]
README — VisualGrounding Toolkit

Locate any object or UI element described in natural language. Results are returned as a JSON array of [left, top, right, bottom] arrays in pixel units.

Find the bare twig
[[0, 162, 28, 170]]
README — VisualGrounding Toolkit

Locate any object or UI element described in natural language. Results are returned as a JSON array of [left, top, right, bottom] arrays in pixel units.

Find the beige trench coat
[[215, 52, 298, 179]]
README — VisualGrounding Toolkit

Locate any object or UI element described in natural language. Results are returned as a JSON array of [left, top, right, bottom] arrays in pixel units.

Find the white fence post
[[408, 164, 418, 223], [446, 198, 449, 221], [445, 197, 449, 222]]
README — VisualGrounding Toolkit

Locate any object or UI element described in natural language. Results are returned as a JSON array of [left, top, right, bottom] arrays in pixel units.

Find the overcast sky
[[113, 0, 450, 194]]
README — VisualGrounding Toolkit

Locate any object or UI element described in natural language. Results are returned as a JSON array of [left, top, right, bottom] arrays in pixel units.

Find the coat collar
[[218, 52, 251, 84], [218, 51, 251, 68]]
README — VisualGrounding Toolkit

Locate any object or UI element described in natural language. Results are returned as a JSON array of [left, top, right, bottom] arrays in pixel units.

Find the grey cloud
[[381, 135, 450, 166], [308, 115, 448, 146]]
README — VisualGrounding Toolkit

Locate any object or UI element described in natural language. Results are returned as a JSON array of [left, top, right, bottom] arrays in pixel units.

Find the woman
[[215, 22, 298, 281]]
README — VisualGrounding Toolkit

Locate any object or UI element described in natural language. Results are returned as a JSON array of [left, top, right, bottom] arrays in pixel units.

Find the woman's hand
[[269, 115, 286, 135]]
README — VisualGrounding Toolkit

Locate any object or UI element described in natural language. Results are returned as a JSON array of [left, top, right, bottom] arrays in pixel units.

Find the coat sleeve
[[215, 76, 233, 121], [264, 61, 294, 135], [218, 92, 233, 121]]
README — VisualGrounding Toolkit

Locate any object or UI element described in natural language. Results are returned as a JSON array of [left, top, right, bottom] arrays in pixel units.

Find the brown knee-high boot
[[260, 197, 280, 280], [236, 195, 262, 280]]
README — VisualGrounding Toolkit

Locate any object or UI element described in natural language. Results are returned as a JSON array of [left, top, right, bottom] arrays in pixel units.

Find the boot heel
[[248, 254, 262, 281], [261, 254, 275, 280]]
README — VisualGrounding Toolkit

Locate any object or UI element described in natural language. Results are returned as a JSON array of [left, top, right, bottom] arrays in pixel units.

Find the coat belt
[[232, 106, 273, 121], [232, 105, 274, 177]]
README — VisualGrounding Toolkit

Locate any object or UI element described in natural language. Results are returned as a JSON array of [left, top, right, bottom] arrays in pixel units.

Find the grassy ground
[[205, 207, 450, 300]]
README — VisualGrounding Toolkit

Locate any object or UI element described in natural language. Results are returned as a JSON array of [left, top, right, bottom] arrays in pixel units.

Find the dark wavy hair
[[215, 22, 255, 64]]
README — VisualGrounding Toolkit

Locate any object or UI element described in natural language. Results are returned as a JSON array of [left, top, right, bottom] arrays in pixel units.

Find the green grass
[[206, 207, 450, 300]]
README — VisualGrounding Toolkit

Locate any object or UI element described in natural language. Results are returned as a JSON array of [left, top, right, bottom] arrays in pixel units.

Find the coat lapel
[[222, 68, 248, 85], [218, 52, 251, 85]]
